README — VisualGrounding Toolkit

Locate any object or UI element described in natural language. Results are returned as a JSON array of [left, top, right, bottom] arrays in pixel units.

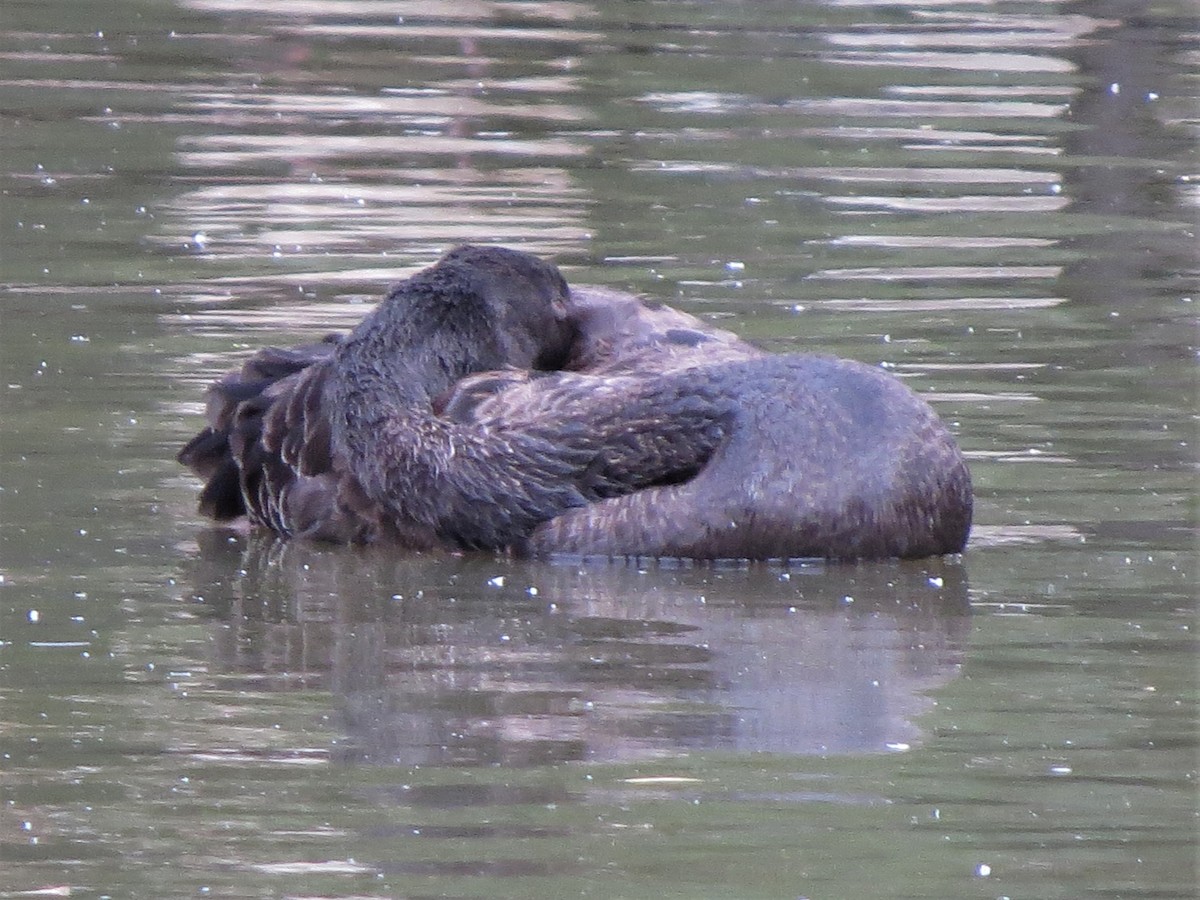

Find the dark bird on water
[[177, 245, 971, 560]]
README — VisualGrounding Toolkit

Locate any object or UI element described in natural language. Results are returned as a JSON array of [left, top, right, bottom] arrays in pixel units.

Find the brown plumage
[[442, 286, 973, 560], [178, 247, 971, 560], [177, 246, 727, 549]]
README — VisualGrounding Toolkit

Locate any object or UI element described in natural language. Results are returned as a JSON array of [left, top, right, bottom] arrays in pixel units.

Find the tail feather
[[177, 336, 342, 529]]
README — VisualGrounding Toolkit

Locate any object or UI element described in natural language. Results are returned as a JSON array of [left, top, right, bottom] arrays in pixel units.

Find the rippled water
[[1, 1, 1196, 898]]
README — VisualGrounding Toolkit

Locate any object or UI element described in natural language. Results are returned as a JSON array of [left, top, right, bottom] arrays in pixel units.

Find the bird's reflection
[[188, 531, 971, 766]]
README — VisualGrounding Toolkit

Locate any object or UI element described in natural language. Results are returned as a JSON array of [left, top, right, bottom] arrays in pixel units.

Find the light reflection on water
[[183, 535, 970, 766], [0, 0, 1195, 898]]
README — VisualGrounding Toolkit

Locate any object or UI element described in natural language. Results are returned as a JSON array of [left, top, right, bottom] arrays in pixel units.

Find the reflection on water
[[188, 534, 970, 765], [1, 0, 1195, 897], [155, 0, 600, 275]]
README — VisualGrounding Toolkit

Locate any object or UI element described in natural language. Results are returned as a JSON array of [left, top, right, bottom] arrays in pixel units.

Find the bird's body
[[178, 248, 971, 560]]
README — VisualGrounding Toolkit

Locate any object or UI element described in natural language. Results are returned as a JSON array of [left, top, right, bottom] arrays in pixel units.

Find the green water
[[1, 1, 1195, 898]]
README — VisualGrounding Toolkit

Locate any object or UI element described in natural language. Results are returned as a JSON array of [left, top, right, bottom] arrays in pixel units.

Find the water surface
[[1, 1, 1196, 898]]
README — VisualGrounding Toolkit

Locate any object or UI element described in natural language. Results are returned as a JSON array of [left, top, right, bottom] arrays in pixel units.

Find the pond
[[1, 1, 1195, 897]]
